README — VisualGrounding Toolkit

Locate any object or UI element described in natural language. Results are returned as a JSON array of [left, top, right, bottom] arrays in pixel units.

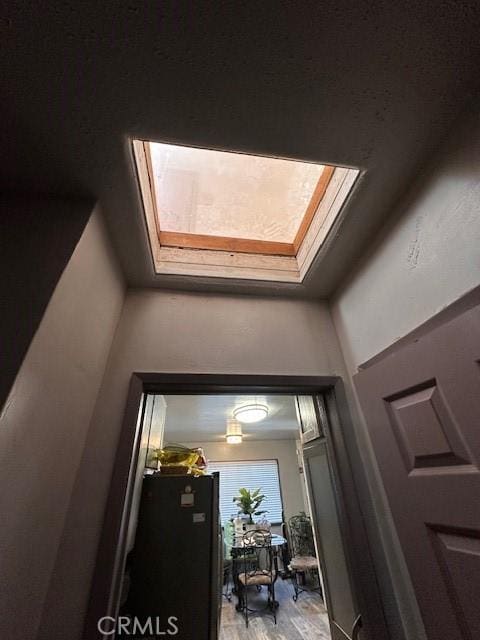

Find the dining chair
[[288, 514, 322, 601], [236, 530, 278, 627]]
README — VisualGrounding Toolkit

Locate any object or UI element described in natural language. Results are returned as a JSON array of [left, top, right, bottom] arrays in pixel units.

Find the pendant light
[[225, 419, 243, 444]]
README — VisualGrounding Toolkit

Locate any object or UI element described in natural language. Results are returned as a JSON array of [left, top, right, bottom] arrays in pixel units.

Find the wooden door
[[354, 305, 480, 639], [299, 393, 387, 640], [303, 439, 359, 640]]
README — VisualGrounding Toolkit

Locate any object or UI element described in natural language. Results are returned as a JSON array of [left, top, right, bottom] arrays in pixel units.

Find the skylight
[[149, 141, 331, 252], [133, 140, 359, 282]]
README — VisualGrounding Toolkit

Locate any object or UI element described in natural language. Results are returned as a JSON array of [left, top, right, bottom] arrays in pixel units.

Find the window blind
[[208, 459, 284, 525]]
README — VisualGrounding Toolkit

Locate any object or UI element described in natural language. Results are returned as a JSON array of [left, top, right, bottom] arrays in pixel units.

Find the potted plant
[[233, 488, 267, 531]]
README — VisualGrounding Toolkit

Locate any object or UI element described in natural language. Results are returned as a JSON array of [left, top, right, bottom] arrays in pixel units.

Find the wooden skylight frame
[[132, 139, 359, 283]]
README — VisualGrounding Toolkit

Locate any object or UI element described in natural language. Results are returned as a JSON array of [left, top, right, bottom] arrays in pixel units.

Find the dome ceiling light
[[233, 403, 269, 424]]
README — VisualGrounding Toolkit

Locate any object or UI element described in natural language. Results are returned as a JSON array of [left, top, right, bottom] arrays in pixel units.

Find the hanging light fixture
[[225, 419, 243, 444], [233, 403, 268, 424]]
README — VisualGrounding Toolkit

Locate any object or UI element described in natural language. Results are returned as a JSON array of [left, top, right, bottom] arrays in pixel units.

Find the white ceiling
[[2, 4, 480, 297], [163, 394, 299, 442]]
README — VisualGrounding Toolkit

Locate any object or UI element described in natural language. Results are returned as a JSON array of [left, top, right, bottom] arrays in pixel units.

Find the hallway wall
[[330, 103, 480, 640], [50, 290, 350, 639], [0, 194, 92, 411], [0, 208, 125, 640], [333, 105, 480, 373]]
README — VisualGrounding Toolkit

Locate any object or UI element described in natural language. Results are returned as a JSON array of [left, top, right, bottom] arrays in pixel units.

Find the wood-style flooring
[[220, 578, 331, 640]]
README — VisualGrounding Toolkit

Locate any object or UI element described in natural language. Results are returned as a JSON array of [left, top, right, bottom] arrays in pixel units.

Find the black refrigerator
[[125, 473, 221, 639]]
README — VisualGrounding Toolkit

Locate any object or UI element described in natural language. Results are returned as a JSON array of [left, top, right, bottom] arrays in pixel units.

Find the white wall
[[183, 439, 307, 523], [0, 208, 125, 640], [333, 108, 480, 372], [0, 195, 92, 410], [329, 107, 480, 640], [52, 290, 348, 638]]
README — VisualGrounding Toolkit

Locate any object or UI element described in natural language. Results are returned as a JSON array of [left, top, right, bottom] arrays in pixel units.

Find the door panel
[[354, 305, 480, 640], [303, 440, 358, 640], [125, 394, 167, 554]]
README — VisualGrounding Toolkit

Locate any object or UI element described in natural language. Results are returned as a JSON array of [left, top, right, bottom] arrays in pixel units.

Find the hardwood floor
[[220, 578, 331, 640]]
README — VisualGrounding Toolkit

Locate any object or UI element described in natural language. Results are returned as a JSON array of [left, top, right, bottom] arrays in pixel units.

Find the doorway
[[159, 394, 330, 639], [84, 375, 387, 640]]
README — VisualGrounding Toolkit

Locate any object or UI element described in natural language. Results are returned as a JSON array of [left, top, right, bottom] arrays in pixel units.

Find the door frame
[[84, 373, 388, 639]]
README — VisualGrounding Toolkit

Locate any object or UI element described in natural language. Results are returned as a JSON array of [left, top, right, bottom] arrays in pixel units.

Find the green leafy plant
[[233, 487, 267, 524]]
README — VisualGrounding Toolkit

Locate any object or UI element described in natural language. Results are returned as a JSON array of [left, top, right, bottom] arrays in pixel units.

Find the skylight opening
[[133, 139, 359, 283]]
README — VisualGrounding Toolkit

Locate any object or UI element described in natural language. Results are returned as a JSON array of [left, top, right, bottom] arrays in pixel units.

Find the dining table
[[231, 532, 287, 551]]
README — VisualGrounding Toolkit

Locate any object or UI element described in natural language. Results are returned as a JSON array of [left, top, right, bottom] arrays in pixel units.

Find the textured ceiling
[[2, 3, 480, 297], [163, 395, 299, 442]]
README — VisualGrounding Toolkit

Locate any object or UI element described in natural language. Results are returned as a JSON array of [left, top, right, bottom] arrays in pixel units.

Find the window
[[208, 459, 283, 525]]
